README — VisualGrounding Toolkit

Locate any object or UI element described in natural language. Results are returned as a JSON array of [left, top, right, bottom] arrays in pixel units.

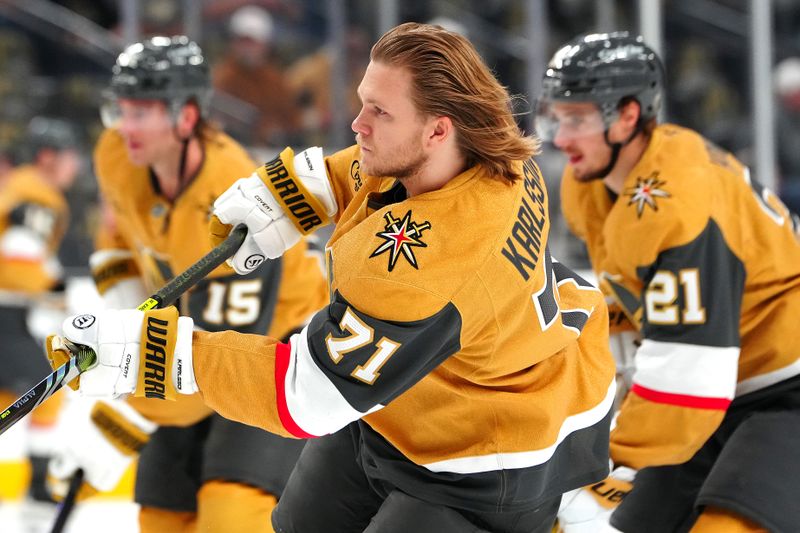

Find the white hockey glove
[[89, 249, 148, 309], [210, 147, 336, 275], [47, 307, 196, 400], [47, 397, 156, 501], [557, 466, 636, 533]]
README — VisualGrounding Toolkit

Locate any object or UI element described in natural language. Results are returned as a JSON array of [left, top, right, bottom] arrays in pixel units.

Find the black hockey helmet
[[102, 35, 211, 127], [536, 32, 664, 140], [25, 116, 80, 153]]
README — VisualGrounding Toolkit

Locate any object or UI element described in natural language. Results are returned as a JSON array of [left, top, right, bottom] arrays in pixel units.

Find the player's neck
[[35, 161, 59, 189], [602, 133, 650, 194], [151, 137, 204, 201], [403, 145, 466, 197]]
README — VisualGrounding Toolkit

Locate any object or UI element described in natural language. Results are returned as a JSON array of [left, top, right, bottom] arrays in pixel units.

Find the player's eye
[[563, 114, 585, 128]]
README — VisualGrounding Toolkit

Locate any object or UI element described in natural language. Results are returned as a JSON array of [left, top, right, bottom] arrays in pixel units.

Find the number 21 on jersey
[[645, 269, 706, 325]]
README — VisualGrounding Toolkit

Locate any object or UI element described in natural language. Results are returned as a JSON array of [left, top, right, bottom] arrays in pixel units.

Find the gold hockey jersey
[[192, 145, 616, 511], [93, 129, 328, 425], [0, 164, 68, 294], [561, 124, 800, 469]]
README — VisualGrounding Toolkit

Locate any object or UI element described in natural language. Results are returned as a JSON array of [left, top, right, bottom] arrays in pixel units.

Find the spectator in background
[[0, 149, 15, 189], [285, 27, 369, 147], [212, 4, 300, 146], [667, 40, 747, 152], [774, 56, 800, 213]]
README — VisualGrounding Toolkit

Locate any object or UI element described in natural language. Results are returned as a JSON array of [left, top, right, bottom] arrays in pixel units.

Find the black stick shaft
[[49, 469, 84, 533], [0, 224, 247, 437]]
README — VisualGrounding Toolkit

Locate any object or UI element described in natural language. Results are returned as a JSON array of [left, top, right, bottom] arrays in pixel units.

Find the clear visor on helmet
[[100, 95, 178, 131], [534, 98, 613, 142]]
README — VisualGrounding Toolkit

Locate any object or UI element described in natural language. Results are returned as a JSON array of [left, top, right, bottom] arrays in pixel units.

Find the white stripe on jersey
[[634, 339, 738, 399], [736, 356, 800, 396], [282, 328, 383, 437], [421, 379, 616, 474]]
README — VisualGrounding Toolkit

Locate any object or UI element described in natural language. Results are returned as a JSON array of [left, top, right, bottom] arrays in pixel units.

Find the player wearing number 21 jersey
[[562, 122, 800, 465], [562, 120, 800, 459], [547, 31, 800, 533]]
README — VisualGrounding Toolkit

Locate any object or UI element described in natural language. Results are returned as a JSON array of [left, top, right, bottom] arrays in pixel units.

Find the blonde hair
[[370, 22, 539, 183]]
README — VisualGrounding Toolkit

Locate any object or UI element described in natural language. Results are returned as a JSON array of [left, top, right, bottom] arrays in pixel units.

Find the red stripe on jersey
[[274, 341, 318, 438], [631, 384, 731, 410]]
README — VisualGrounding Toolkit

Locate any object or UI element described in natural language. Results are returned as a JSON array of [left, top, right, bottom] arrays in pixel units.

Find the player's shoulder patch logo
[[350, 160, 363, 192], [625, 171, 671, 218], [370, 210, 431, 272]]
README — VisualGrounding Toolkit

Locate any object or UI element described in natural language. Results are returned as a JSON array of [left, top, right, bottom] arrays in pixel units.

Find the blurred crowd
[[0, 0, 799, 271]]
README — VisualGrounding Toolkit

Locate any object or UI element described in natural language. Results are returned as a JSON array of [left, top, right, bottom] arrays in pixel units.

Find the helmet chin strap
[[150, 120, 193, 201], [177, 132, 190, 185], [172, 102, 194, 189], [170, 101, 193, 187], [587, 123, 642, 181]]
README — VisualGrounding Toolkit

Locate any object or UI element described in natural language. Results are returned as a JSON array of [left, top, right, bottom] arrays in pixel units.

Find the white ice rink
[[0, 499, 139, 533]]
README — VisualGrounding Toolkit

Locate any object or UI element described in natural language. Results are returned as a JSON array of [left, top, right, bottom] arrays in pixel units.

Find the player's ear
[[609, 99, 641, 143], [619, 100, 641, 133], [426, 116, 453, 148], [177, 102, 200, 138]]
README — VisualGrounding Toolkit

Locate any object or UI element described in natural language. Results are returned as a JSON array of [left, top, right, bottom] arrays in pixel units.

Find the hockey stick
[[45, 226, 247, 533], [49, 468, 83, 533], [0, 224, 248, 438]]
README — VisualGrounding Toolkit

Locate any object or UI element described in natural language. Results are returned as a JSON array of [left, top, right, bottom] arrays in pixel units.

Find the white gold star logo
[[370, 210, 431, 272], [625, 172, 670, 217]]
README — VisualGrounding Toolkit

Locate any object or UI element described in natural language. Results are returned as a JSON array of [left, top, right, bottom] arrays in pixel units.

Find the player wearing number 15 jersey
[[53, 24, 616, 533], [541, 32, 800, 533], [45, 37, 327, 533]]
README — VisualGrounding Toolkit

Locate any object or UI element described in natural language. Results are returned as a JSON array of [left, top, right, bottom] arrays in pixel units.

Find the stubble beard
[[572, 166, 609, 183], [362, 136, 428, 181], [570, 146, 615, 183]]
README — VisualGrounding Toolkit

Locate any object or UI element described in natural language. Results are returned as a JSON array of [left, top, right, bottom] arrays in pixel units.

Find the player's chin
[[570, 162, 600, 182], [572, 169, 607, 183], [359, 157, 377, 176], [124, 147, 147, 165]]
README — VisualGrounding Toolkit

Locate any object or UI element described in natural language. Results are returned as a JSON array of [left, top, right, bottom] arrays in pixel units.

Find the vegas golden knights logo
[[625, 171, 671, 218], [143, 316, 169, 399], [370, 210, 431, 272]]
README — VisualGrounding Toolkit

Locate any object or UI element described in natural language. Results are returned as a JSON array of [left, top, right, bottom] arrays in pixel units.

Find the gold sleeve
[[610, 393, 725, 469], [192, 330, 295, 438]]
